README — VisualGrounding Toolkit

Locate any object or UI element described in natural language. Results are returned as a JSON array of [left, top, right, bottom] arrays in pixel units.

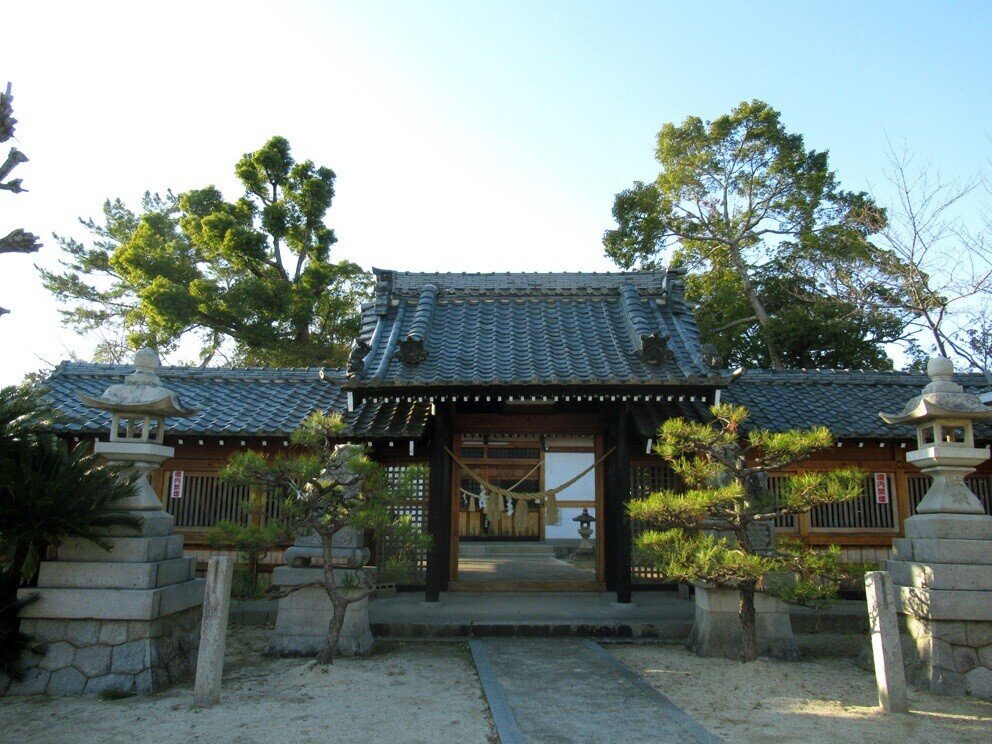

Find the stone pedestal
[[284, 526, 370, 568], [688, 583, 800, 660], [888, 513, 992, 698], [5, 503, 204, 696], [268, 527, 376, 657], [880, 355, 992, 700], [266, 567, 376, 657]]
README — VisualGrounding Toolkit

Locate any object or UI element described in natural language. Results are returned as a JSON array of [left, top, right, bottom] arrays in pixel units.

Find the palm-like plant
[[0, 434, 139, 592], [1, 386, 140, 677], [0, 385, 57, 461]]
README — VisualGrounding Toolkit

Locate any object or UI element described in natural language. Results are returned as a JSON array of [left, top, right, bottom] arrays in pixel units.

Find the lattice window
[[378, 463, 429, 585], [630, 462, 680, 584], [809, 474, 896, 531], [909, 474, 992, 515]]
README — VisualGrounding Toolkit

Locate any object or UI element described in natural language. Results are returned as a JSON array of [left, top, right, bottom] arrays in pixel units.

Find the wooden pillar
[[603, 421, 617, 591], [426, 403, 453, 602], [613, 403, 633, 603]]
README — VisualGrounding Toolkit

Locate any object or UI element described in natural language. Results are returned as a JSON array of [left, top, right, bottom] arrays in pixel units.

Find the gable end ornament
[[397, 338, 428, 365], [640, 332, 671, 365], [347, 338, 371, 375]]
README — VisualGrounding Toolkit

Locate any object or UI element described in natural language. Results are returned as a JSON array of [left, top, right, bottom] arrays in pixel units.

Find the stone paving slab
[[472, 638, 720, 743]]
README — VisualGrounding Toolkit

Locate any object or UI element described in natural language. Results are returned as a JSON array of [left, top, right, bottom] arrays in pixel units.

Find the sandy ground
[[610, 643, 992, 744], [0, 627, 497, 744]]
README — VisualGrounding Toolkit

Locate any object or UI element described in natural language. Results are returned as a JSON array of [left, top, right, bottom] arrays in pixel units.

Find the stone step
[[18, 578, 205, 621], [458, 542, 558, 557], [892, 538, 992, 565], [896, 585, 992, 622], [371, 621, 691, 639], [904, 513, 992, 540], [37, 557, 196, 590], [889, 560, 992, 592], [57, 534, 184, 563]]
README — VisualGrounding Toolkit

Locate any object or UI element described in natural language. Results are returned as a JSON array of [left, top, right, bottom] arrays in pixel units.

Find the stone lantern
[[881, 356, 992, 517], [881, 356, 992, 699], [572, 508, 595, 555], [78, 347, 198, 511], [10, 349, 205, 696]]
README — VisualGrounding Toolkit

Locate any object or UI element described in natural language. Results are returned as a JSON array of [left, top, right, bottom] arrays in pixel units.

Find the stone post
[[881, 356, 992, 700], [194, 556, 233, 708], [6, 349, 204, 696], [865, 571, 908, 712]]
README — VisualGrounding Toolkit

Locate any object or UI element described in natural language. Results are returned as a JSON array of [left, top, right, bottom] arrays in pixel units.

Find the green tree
[[41, 136, 370, 366], [629, 404, 864, 662], [604, 99, 909, 369], [206, 489, 289, 598], [222, 412, 430, 664], [690, 262, 904, 369]]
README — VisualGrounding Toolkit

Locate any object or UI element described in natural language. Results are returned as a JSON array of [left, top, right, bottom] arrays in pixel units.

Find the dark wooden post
[[613, 403, 633, 603], [603, 422, 617, 592], [425, 403, 452, 602]]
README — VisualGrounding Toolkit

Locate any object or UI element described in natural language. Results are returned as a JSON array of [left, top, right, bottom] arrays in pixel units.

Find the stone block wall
[[900, 615, 992, 699], [2, 606, 201, 696]]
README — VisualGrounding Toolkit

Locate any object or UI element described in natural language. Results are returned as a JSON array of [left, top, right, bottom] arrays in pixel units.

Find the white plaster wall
[[543, 451, 596, 540]]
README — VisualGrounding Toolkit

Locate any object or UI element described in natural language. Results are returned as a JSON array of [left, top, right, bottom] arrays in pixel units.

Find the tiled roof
[[41, 362, 427, 440], [632, 369, 992, 440], [345, 269, 726, 391], [42, 363, 992, 442]]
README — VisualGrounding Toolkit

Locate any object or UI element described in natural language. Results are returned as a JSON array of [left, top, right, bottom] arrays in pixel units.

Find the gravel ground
[[610, 643, 992, 744], [0, 627, 497, 744]]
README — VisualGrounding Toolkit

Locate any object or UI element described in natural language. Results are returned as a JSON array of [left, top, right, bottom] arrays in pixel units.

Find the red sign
[[874, 472, 889, 505], [170, 470, 185, 499]]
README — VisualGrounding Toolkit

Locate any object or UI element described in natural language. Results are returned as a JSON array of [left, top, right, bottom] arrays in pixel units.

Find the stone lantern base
[[3, 512, 204, 696], [888, 513, 992, 699]]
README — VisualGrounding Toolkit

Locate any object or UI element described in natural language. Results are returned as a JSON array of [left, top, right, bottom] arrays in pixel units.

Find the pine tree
[[629, 404, 864, 662], [221, 412, 429, 663]]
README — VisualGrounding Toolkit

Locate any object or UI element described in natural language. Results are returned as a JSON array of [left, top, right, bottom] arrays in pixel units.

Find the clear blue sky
[[1, 1, 989, 382]]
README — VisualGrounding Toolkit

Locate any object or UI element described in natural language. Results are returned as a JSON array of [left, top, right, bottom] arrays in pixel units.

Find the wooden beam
[[425, 403, 453, 602], [453, 412, 604, 434]]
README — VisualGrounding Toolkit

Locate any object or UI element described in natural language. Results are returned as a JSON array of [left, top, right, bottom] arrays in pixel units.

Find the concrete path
[[471, 638, 719, 743]]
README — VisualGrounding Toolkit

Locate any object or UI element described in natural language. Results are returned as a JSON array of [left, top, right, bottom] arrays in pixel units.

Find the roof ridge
[[51, 361, 337, 379], [372, 268, 669, 277]]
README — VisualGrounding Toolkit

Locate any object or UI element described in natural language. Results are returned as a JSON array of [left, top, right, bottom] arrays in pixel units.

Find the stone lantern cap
[[879, 356, 992, 426], [573, 508, 595, 523], [77, 348, 197, 418]]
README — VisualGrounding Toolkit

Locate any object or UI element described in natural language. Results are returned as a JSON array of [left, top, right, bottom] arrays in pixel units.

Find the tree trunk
[[247, 552, 259, 595], [739, 580, 758, 663], [315, 525, 343, 664], [727, 243, 784, 368], [316, 594, 348, 665]]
